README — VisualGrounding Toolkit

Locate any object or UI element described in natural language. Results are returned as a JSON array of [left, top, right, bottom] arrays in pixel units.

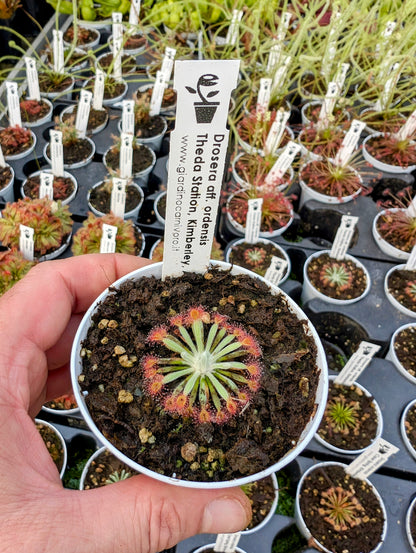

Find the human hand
[[0, 254, 251, 553]]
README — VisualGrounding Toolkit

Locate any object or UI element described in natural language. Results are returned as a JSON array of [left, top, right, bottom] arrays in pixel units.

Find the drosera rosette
[[142, 306, 262, 424], [0, 248, 36, 296]]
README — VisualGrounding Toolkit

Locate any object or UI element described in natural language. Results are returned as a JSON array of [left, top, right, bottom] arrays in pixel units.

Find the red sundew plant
[[141, 306, 262, 424], [299, 124, 345, 159], [366, 133, 416, 168], [318, 486, 365, 532], [405, 281, 416, 303], [300, 159, 362, 198], [243, 246, 267, 267], [236, 108, 290, 152], [0, 125, 33, 156], [319, 261, 354, 291], [20, 99, 44, 117], [24, 174, 74, 201], [376, 205, 416, 253], [228, 184, 293, 233], [233, 152, 290, 189], [0, 248, 36, 296]]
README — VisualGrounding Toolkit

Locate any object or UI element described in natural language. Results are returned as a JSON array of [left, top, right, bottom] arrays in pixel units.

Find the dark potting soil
[[317, 381, 379, 451], [0, 166, 12, 190], [135, 87, 177, 110], [36, 422, 64, 473], [20, 99, 50, 123], [79, 269, 320, 482], [228, 241, 286, 277], [369, 177, 416, 205], [156, 192, 166, 219], [135, 115, 165, 139], [244, 475, 276, 530], [62, 107, 108, 132], [123, 33, 147, 50], [38, 73, 73, 94], [98, 53, 137, 73], [46, 139, 93, 166], [23, 174, 75, 202], [83, 448, 138, 489], [387, 268, 416, 313], [299, 464, 385, 553], [404, 403, 416, 454], [299, 126, 345, 159], [105, 145, 154, 175], [63, 25, 99, 46], [393, 325, 416, 378], [306, 253, 367, 300], [88, 183, 143, 215], [366, 135, 416, 168]]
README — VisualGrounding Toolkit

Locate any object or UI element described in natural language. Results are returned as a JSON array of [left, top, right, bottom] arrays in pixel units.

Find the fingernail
[[202, 497, 251, 534]]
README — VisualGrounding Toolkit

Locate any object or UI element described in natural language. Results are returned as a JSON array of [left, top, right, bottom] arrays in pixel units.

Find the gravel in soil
[[62, 107, 108, 132], [387, 268, 416, 313], [404, 403, 416, 454], [36, 422, 64, 472], [393, 325, 416, 377], [0, 166, 12, 191], [83, 449, 138, 489]]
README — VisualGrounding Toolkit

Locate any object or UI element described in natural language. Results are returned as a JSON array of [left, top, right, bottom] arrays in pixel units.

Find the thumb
[[72, 474, 252, 553]]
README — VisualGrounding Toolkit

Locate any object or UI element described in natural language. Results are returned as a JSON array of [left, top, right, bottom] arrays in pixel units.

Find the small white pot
[[298, 160, 362, 209], [359, 107, 405, 136], [84, 77, 128, 107], [406, 495, 416, 553], [2, 129, 36, 161], [79, 446, 105, 490], [134, 84, 177, 115], [35, 418, 68, 479], [226, 192, 294, 239], [70, 260, 328, 489], [401, 399, 416, 461], [362, 132, 416, 174], [0, 164, 15, 203], [44, 136, 95, 170], [301, 100, 350, 127], [103, 143, 156, 184], [295, 461, 387, 553], [241, 472, 279, 535], [386, 322, 416, 384], [59, 105, 109, 135], [87, 180, 144, 220], [63, 26, 101, 50], [384, 264, 416, 318], [302, 250, 371, 305], [21, 98, 53, 128], [37, 231, 72, 262], [154, 190, 166, 225], [39, 75, 75, 100], [118, 115, 167, 153], [237, 126, 294, 157], [193, 545, 247, 553], [224, 237, 291, 284], [314, 375, 383, 455], [41, 395, 79, 416], [231, 152, 294, 191], [21, 170, 78, 206], [108, 32, 147, 56], [372, 209, 411, 261], [78, 17, 112, 31]]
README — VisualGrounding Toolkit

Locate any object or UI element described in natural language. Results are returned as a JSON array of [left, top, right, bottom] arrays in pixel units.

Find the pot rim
[[384, 263, 416, 319], [43, 135, 96, 170], [70, 260, 328, 489], [400, 398, 416, 462], [372, 209, 411, 260], [386, 322, 416, 384], [20, 97, 53, 128], [87, 179, 145, 219], [59, 104, 109, 135], [35, 418, 68, 479], [362, 132, 416, 174], [406, 495, 416, 553], [21, 169, 78, 206], [2, 129, 37, 161]]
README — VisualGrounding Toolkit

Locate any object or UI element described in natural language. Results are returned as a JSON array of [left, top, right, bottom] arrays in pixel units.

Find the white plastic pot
[[406, 495, 416, 553], [135, 84, 177, 115], [43, 136, 95, 170], [2, 129, 37, 161], [63, 25, 101, 50], [231, 152, 294, 191], [117, 115, 168, 153], [302, 250, 371, 305], [87, 180, 144, 220], [70, 260, 328, 489], [21, 98, 53, 128], [386, 323, 416, 384], [241, 472, 279, 535], [401, 399, 416, 461], [79, 446, 105, 490], [314, 375, 383, 455], [39, 75, 75, 100], [372, 209, 411, 261], [0, 164, 15, 203], [301, 100, 350, 126], [21, 169, 78, 206], [103, 143, 156, 184], [384, 264, 416, 319], [295, 461, 387, 553], [362, 132, 416, 174], [193, 545, 247, 553], [108, 32, 147, 56], [224, 237, 291, 284], [59, 105, 109, 135], [41, 396, 80, 417], [154, 190, 166, 225], [35, 418, 68, 479], [84, 77, 128, 107], [37, 231, 72, 262], [237, 126, 294, 157]]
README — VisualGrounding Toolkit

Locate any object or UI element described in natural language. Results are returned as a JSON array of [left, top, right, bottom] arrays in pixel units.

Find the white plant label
[[24, 57, 40, 101], [333, 119, 366, 167], [264, 109, 291, 156], [0, 145, 5, 168], [93, 69, 105, 110], [129, 0, 141, 25], [317, 81, 338, 131], [100, 223, 117, 253], [112, 12, 123, 42], [110, 177, 127, 218], [264, 256, 288, 286], [163, 59, 240, 278], [395, 110, 416, 142], [346, 438, 399, 480], [321, 11, 340, 78], [265, 141, 300, 183], [161, 47, 176, 84], [266, 43, 281, 75], [49, 130, 64, 177], [149, 71, 165, 117], [6, 81, 22, 128], [405, 244, 416, 270], [75, 89, 92, 138], [225, 9, 243, 46], [19, 224, 34, 261], [272, 55, 291, 95], [406, 195, 416, 218], [214, 533, 241, 553], [376, 20, 396, 55], [39, 172, 54, 200], [121, 99, 135, 135], [119, 132, 133, 178], [335, 341, 381, 386], [112, 36, 123, 81], [256, 78, 272, 113], [375, 62, 400, 111], [330, 215, 359, 260], [245, 198, 263, 244], [52, 29, 65, 74], [277, 11, 292, 43], [335, 62, 349, 91]]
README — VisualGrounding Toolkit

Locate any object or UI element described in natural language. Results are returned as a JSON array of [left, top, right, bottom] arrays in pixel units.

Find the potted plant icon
[[186, 74, 220, 123]]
